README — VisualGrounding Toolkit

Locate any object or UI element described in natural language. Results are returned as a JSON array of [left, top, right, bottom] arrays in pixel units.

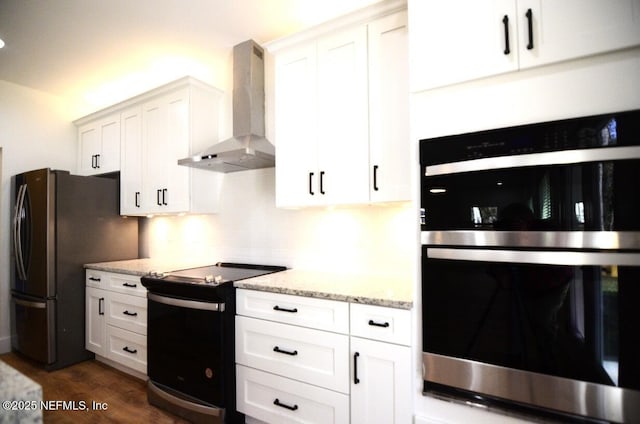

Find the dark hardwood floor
[[1, 352, 189, 423]]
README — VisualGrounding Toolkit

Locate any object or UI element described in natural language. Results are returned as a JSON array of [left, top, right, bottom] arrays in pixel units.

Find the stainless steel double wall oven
[[420, 110, 640, 423]]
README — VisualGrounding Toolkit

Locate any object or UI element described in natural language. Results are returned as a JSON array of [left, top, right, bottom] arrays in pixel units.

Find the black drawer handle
[[98, 298, 105, 316], [89, 277, 101, 282], [273, 398, 298, 411], [122, 346, 137, 354], [319, 171, 326, 195], [309, 172, 315, 195], [123, 310, 138, 317], [526, 8, 534, 50], [135, 191, 140, 208], [373, 165, 379, 191], [273, 305, 298, 313], [123, 283, 137, 288], [354, 352, 360, 384], [368, 319, 390, 328], [502, 15, 510, 55], [273, 346, 298, 356]]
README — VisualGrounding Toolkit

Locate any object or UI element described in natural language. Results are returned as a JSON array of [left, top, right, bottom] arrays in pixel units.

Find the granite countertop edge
[[234, 281, 413, 310]]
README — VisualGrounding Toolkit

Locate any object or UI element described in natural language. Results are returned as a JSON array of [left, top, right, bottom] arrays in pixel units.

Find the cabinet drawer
[[236, 316, 349, 393], [236, 365, 349, 424], [105, 325, 147, 374], [107, 273, 146, 297], [106, 292, 147, 335], [350, 303, 411, 346], [86, 270, 106, 288], [237, 289, 349, 334]]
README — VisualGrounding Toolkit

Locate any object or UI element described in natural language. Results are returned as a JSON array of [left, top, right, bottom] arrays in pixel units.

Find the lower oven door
[[422, 247, 640, 423], [147, 293, 225, 407]]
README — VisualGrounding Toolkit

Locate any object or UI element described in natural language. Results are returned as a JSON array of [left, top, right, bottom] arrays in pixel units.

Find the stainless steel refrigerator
[[10, 168, 138, 370]]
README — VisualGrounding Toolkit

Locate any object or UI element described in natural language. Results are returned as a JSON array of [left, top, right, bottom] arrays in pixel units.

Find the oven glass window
[[421, 160, 640, 232], [422, 257, 640, 390]]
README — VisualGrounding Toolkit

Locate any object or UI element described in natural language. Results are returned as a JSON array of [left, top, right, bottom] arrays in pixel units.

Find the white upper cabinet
[[77, 114, 121, 175], [273, 6, 411, 208], [517, 0, 640, 69], [317, 25, 370, 206], [77, 77, 224, 216], [368, 10, 410, 203], [139, 88, 191, 215], [410, 0, 640, 92], [120, 106, 143, 215], [274, 43, 320, 207]]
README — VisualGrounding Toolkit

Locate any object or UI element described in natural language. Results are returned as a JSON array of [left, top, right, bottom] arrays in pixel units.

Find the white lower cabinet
[[236, 366, 350, 424], [85, 270, 147, 375], [350, 337, 412, 424], [350, 303, 412, 424], [235, 289, 412, 424]]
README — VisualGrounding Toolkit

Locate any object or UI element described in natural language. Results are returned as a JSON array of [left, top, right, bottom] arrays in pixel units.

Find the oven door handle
[[427, 247, 640, 266], [425, 145, 640, 176], [148, 293, 225, 312]]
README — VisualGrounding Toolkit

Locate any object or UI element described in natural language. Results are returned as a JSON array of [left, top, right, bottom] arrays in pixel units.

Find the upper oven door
[[420, 110, 640, 249]]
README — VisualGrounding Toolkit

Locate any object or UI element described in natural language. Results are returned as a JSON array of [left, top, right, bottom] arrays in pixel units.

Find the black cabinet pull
[[309, 172, 315, 195], [162, 188, 168, 205], [98, 298, 104, 316], [122, 346, 137, 354], [502, 15, 510, 55], [123, 310, 137, 317], [354, 352, 360, 384], [89, 276, 101, 282], [373, 165, 379, 191], [273, 305, 298, 313], [91, 154, 97, 169], [123, 282, 137, 288], [95, 154, 101, 168], [320, 171, 325, 195], [135, 191, 140, 208], [368, 319, 390, 328], [273, 346, 298, 356], [273, 398, 298, 411], [526, 8, 534, 50], [156, 189, 162, 206]]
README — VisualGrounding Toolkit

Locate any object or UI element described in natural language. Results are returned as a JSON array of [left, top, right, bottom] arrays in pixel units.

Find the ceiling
[[0, 0, 383, 116]]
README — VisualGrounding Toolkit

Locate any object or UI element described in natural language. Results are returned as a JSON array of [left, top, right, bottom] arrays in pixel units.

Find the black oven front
[[420, 110, 640, 423]]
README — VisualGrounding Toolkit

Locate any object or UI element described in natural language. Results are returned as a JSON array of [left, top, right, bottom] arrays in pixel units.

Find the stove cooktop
[[141, 262, 286, 301]]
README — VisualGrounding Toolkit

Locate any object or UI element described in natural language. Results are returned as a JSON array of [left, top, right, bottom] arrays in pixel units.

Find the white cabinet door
[[120, 106, 143, 215], [141, 88, 190, 214], [317, 25, 369, 205], [517, 0, 640, 69], [409, 0, 640, 92], [350, 337, 412, 424], [368, 11, 411, 203], [78, 114, 121, 175], [409, 0, 517, 92], [85, 286, 106, 356], [274, 42, 320, 208]]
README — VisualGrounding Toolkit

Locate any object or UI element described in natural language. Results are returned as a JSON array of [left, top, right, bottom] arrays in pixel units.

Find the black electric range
[[141, 262, 285, 301], [141, 262, 286, 424]]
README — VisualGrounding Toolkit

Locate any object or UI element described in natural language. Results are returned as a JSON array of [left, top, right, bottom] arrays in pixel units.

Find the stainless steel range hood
[[178, 40, 274, 173]]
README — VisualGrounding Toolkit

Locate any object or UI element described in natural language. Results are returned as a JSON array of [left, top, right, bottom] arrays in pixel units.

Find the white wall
[[0, 80, 77, 352], [143, 168, 415, 278], [410, 48, 640, 424]]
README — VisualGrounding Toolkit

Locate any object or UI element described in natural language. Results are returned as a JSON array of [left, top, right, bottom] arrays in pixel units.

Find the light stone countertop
[[84, 258, 214, 276], [0, 360, 43, 423], [234, 269, 413, 310], [84, 260, 413, 309]]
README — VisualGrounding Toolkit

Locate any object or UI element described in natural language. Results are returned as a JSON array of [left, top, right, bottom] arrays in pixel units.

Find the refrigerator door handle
[[13, 297, 47, 309], [12, 183, 28, 281]]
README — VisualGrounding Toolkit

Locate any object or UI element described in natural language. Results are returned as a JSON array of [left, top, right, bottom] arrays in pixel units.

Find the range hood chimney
[[178, 40, 274, 172]]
